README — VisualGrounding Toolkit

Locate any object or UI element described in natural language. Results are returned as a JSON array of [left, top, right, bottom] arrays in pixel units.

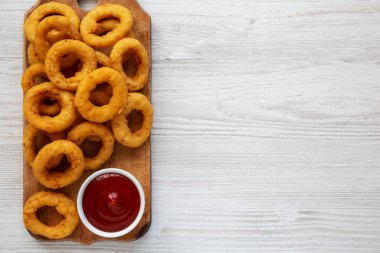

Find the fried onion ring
[[21, 64, 61, 115], [23, 124, 65, 167], [80, 4, 133, 48], [24, 2, 80, 42], [21, 63, 47, 93], [24, 82, 76, 133], [110, 38, 149, 91], [32, 140, 85, 189], [112, 92, 153, 148], [27, 43, 42, 65], [27, 14, 78, 68], [35, 16, 81, 63], [45, 40, 97, 91], [95, 51, 112, 68], [46, 29, 71, 44], [74, 67, 127, 123], [23, 191, 79, 239], [68, 122, 115, 170], [28, 42, 76, 69], [45, 30, 79, 69]]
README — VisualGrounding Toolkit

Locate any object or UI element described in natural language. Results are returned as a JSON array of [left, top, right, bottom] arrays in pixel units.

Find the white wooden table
[[1, 0, 380, 252]]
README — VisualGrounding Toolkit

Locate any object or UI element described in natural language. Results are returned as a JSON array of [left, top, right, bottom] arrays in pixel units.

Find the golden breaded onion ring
[[37, 18, 78, 69], [74, 67, 127, 123], [110, 38, 149, 91], [24, 2, 80, 42], [32, 140, 85, 189], [21, 64, 61, 116], [112, 92, 153, 148], [35, 16, 81, 63], [21, 63, 47, 93], [46, 29, 71, 44], [45, 30, 79, 69], [45, 40, 97, 91], [23, 191, 79, 239], [68, 122, 115, 170], [45, 31, 74, 65], [80, 4, 133, 48], [27, 43, 42, 65], [27, 28, 78, 68], [24, 82, 76, 133], [23, 124, 65, 167], [95, 51, 112, 68]]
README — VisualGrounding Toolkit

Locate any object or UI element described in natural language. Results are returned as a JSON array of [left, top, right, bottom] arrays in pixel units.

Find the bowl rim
[[77, 168, 145, 238]]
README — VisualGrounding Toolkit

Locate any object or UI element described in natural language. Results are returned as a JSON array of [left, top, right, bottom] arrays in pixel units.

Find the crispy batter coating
[[45, 40, 97, 91], [27, 43, 42, 65], [110, 38, 149, 91], [74, 67, 127, 123], [95, 51, 112, 68], [32, 140, 85, 189], [80, 4, 133, 48], [112, 92, 153, 148], [21, 63, 46, 93], [24, 82, 76, 133], [46, 29, 71, 44], [23, 191, 79, 239], [24, 2, 80, 42], [21, 64, 62, 115], [46, 30, 79, 69], [23, 124, 65, 167], [68, 122, 115, 170], [35, 16, 81, 63]]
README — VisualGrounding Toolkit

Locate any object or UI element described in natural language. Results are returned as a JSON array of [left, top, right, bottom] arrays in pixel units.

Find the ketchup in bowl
[[82, 173, 140, 232], [78, 169, 145, 237]]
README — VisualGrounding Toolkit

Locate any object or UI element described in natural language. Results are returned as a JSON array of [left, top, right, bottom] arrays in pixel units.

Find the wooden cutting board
[[23, 0, 151, 244]]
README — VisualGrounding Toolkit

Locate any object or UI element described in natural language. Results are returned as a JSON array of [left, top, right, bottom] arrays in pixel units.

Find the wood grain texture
[[22, 0, 151, 245], [1, 0, 380, 251]]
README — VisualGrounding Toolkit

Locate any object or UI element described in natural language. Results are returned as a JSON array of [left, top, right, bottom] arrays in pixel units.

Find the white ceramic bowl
[[77, 168, 145, 238]]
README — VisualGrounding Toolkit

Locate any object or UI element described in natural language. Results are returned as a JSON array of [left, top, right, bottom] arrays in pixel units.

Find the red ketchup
[[82, 173, 141, 232]]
